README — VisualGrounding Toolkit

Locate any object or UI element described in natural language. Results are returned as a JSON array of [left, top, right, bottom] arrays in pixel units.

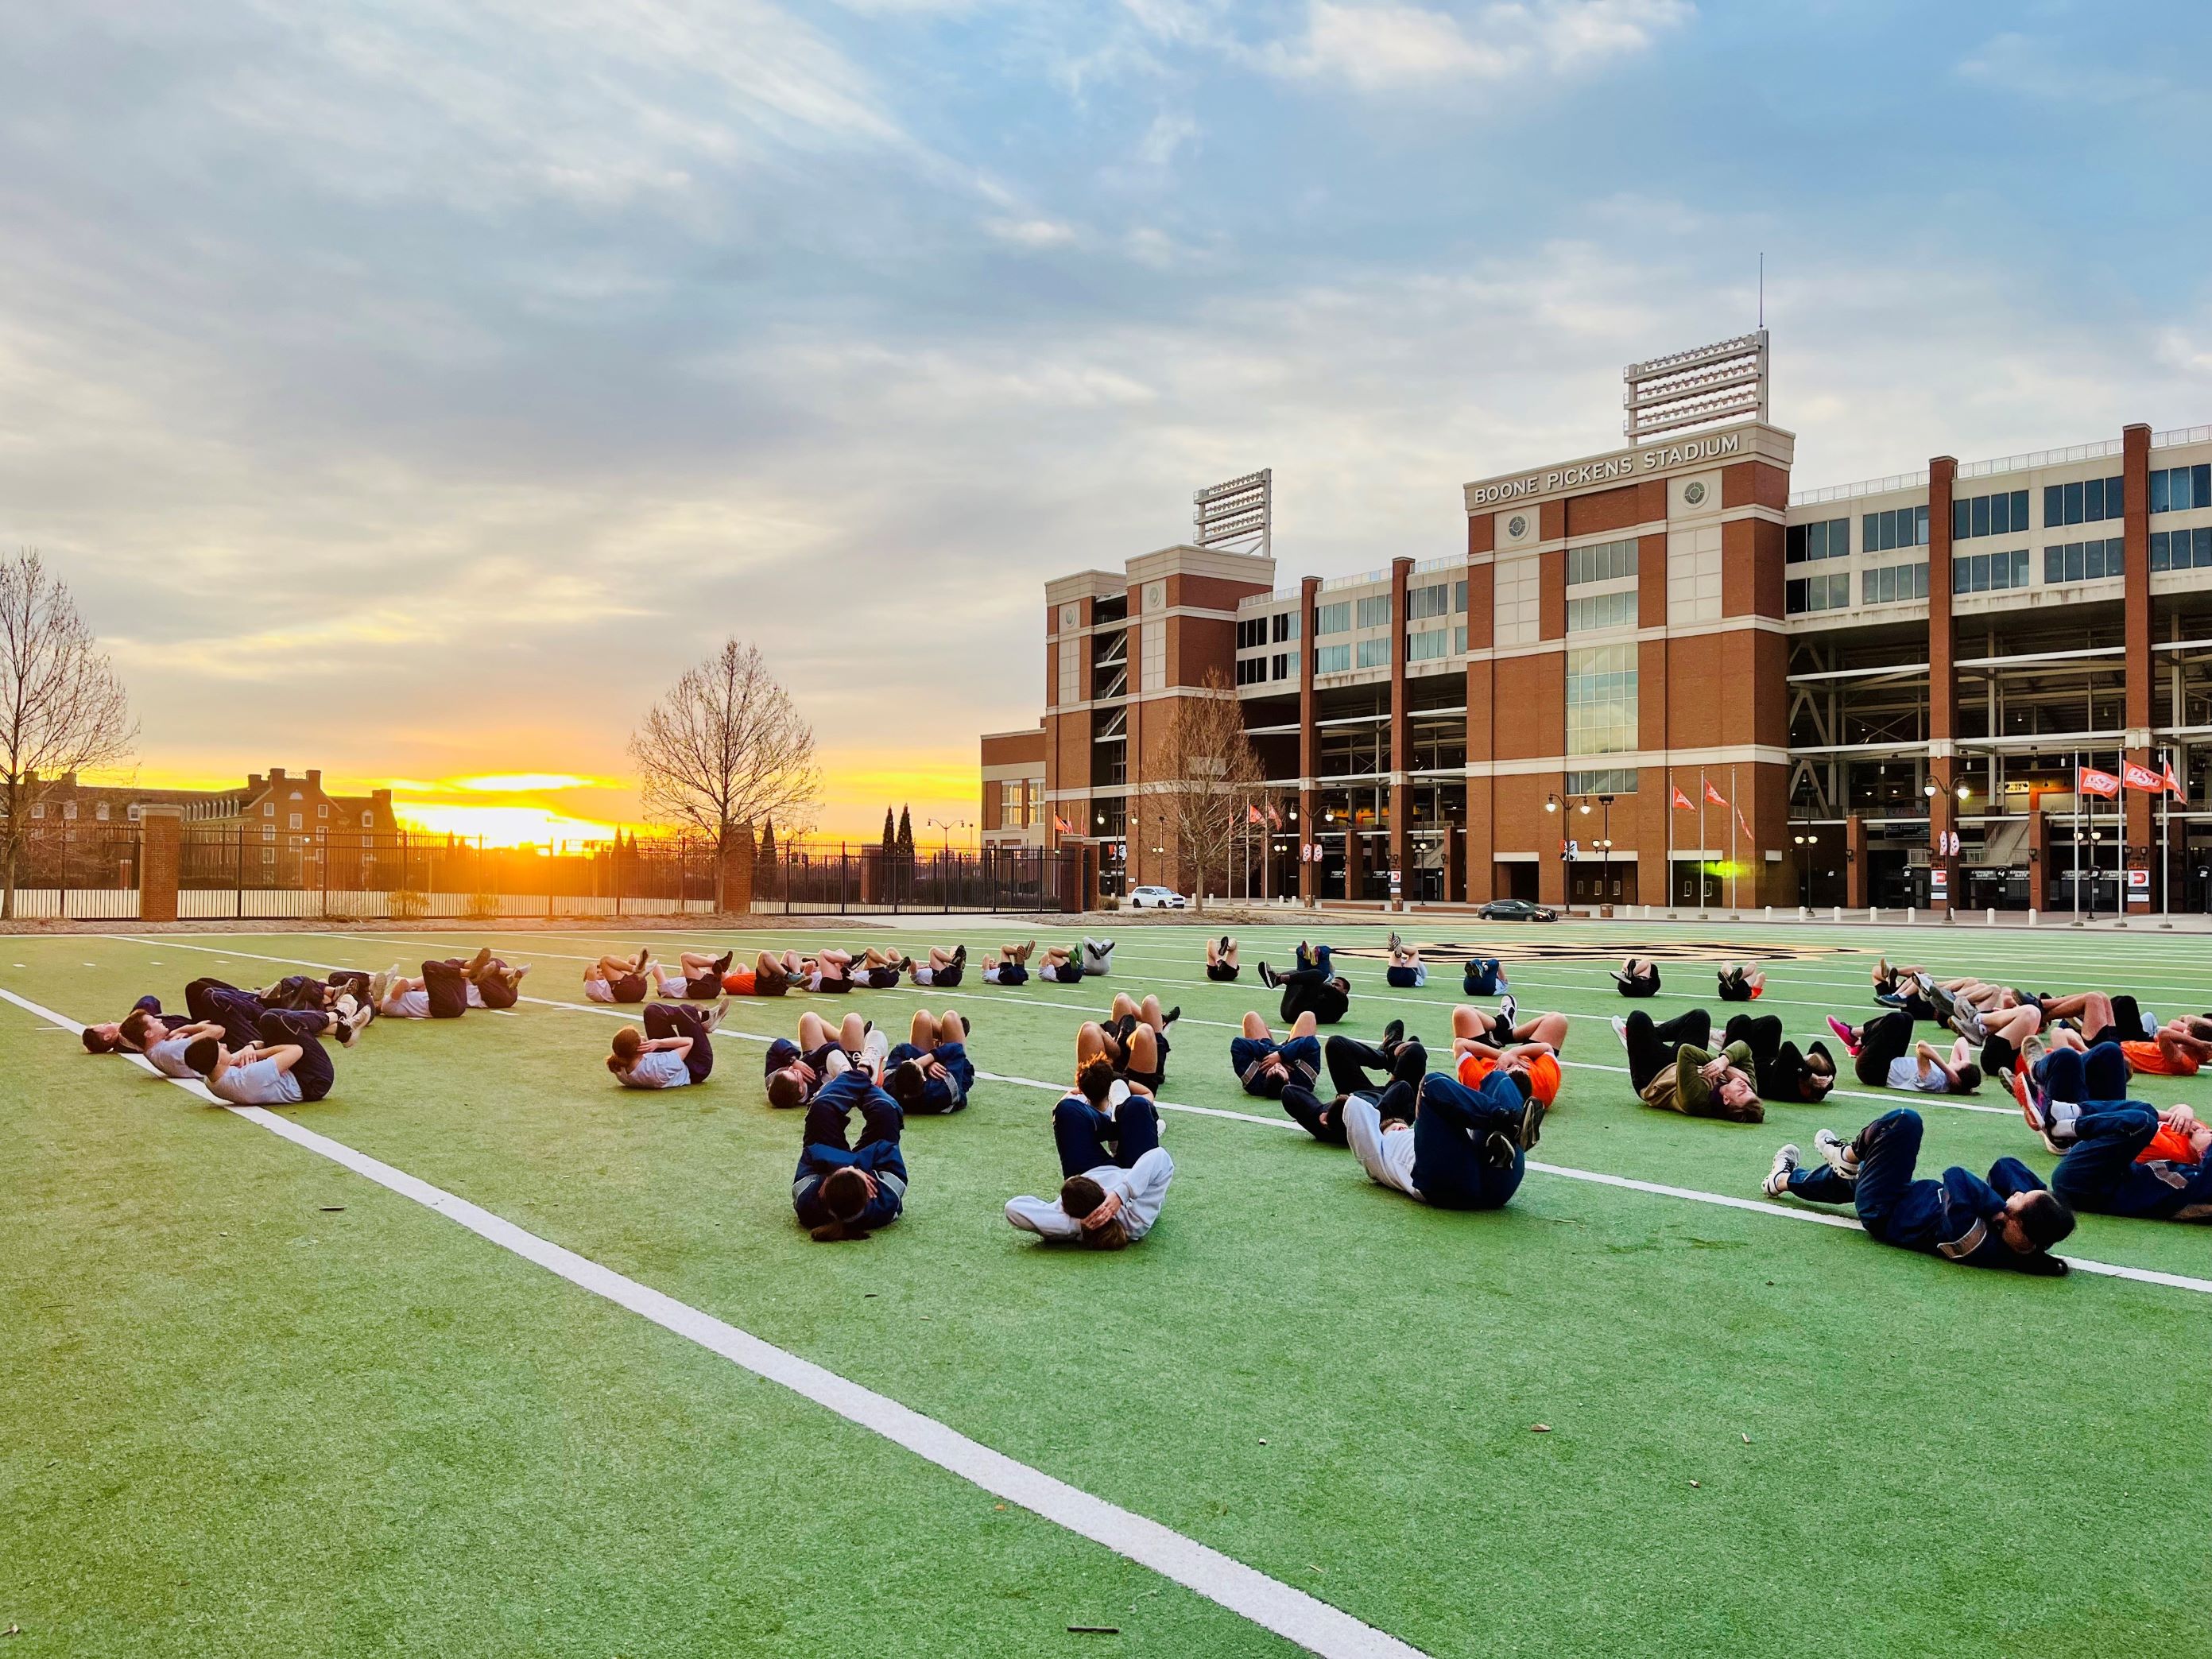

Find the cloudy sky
[[4, 0, 2209, 840]]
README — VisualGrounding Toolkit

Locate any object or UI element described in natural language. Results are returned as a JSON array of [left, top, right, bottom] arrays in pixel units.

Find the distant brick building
[[979, 723, 1048, 849]]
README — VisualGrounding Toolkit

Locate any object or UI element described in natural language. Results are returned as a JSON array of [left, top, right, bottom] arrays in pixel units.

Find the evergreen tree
[[896, 805, 914, 859], [758, 817, 777, 863], [881, 806, 896, 857]]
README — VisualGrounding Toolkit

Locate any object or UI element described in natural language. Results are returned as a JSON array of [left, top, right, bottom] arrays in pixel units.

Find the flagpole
[[1667, 769, 1675, 914], [1698, 770, 1708, 917], [1716, 765, 1734, 916], [2162, 748, 2172, 926], [2073, 751, 2081, 922]]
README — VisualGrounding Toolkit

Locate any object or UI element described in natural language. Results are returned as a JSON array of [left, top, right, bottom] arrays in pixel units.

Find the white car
[[1127, 885, 1187, 909]]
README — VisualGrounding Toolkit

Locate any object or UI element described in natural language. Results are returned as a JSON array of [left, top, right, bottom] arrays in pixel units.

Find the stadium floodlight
[[1194, 469, 1272, 556], [1623, 331, 1768, 443]]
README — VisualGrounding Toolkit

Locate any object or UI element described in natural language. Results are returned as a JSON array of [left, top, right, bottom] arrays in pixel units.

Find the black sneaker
[[1381, 1017, 1406, 1048], [953, 944, 967, 965], [1518, 1095, 1545, 1153], [713, 951, 734, 976], [1163, 1005, 1181, 1026], [1257, 961, 1277, 988]]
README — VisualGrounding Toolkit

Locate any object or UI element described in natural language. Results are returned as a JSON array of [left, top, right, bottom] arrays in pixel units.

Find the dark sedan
[[1477, 898, 1559, 922]]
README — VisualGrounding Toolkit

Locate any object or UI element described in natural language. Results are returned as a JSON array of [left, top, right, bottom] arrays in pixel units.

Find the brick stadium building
[[1012, 334, 2212, 914]]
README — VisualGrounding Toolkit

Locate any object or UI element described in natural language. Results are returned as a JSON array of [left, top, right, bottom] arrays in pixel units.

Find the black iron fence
[[0, 822, 142, 919], [754, 844, 1081, 914], [177, 828, 726, 921]]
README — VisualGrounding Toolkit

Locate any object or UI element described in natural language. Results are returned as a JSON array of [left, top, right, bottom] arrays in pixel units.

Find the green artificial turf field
[[4, 918, 2207, 1657]]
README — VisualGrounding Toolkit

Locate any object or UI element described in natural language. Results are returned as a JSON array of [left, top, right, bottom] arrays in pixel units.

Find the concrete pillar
[[1342, 820, 1365, 903], [1298, 575, 1320, 905], [2122, 423, 2156, 883], [1388, 556, 1412, 890], [138, 805, 181, 923], [1443, 824, 1466, 905], [1927, 455, 1958, 916]]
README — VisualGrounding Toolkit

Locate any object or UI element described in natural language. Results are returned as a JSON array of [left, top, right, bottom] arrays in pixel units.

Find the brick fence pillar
[[719, 835, 755, 914], [139, 805, 182, 923]]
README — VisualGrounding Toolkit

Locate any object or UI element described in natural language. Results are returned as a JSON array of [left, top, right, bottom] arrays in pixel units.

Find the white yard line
[[98, 936, 2212, 1297], [0, 982, 1426, 1659]]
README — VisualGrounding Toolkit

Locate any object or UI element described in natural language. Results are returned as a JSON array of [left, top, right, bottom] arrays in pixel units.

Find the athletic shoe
[[463, 946, 493, 974], [1814, 1127, 1859, 1182], [897, 956, 914, 973], [367, 969, 391, 1007], [1517, 1095, 1545, 1153], [1500, 992, 1519, 1029], [1874, 990, 1908, 1009], [1257, 961, 1278, 988], [507, 963, 531, 985], [1949, 1006, 1987, 1043], [1388, 930, 1402, 954], [2006, 1067, 2044, 1130], [1763, 1143, 1800, 1198], [331, 994, 362, 1046], [1163, 1005, 1181, 1026], [1610, 1014, 1629, 1049], [347, 998, 374, 1042], [953, 944, 967, 966], [1218, 935, 1231, 959], [1381, 1017, 1405, 1048], [712, 951, 734, 976], [634, 948, 651, 971], [2140, 1008, 2160, 1037], [701, 998, 729, 1033], [1825, 1015, 1859, 1055]]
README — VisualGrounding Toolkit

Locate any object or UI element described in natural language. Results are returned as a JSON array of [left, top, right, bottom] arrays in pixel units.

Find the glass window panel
[[2151, 470, 2171, 514], [2015, 490, 2030, 529], [2045, 484, 2063, 526], [2082, 478, 2102, 523], [2195, 465, 2211, 508], [2064, 480, 2083, 525], [2150, 532, 2167, 573], [2198, 527, 2212, 568], [1970, 494, 1989, 539]]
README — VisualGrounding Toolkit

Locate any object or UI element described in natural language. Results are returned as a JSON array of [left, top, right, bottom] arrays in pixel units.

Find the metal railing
[[753, 844, 1081, 915], [178, 828, 726, 922], [0, 822, 142, 919], [1791, 471, 1928, 506]]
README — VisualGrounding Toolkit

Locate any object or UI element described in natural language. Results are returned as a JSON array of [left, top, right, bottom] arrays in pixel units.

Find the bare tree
[[0, 552, 135, 919], [629, 638, 820, 909], [1152, 669, 1264, 911]]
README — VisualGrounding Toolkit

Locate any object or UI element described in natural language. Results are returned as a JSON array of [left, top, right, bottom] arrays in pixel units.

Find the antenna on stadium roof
[[1758, 252, 1765, 328]]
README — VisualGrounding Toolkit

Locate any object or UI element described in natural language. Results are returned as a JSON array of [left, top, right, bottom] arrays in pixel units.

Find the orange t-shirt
[[2121, 1040, 2199, 1077], [722, 970, 756, 996], [1459, 1049, 1561, 1109], [2140, 1124, 2202, 1164]]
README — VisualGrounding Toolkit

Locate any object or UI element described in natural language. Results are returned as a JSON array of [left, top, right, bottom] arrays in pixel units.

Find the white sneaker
[[1814, 1127, 1858, 1181], [1610, 1014, 1629, 1049], [1764, 1143, 1799, 1198], [1500, 992, 1519, 1029]]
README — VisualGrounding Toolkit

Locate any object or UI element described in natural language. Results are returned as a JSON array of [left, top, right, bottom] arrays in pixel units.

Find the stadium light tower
[[1623, 331, 1769, 442], [1193, 469, 1272, 556]]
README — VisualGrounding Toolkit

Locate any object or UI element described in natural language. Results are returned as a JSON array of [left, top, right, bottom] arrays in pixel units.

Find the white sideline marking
[[101, 939, 2212, 1297], [0, 983, 1424, 1659]]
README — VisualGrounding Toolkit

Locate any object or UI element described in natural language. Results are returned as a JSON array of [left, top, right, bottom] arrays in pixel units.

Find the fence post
[[235, 823, 245, 920], [839, 845, 848, 915], [59, 820, 71, 921]]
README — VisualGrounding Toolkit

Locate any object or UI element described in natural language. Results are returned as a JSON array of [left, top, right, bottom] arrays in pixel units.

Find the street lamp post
[[1597, 793, 1614, 908]]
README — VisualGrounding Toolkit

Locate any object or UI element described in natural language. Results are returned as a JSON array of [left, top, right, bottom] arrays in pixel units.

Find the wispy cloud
[[1257, 0, 1692, 91]]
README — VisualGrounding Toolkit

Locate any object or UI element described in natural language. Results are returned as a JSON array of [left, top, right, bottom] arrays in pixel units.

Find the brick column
[[1462, 517, 1496, 903], [1388, 556, 1412, 905], [719, 832, 755, 913], [1927, 455, 1958, 914], [138, 805, 181, 923], [1298, 575, 1320, 905], [2028, 805, 2052, 913], [2122, 423, 2155, 887], [1443, 824, 1465, 905], [1342, 814, 1365, 903], [1845, 812, 1868, 909]]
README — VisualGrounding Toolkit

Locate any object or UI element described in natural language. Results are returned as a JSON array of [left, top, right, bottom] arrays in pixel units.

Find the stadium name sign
[[1468, 432, 1744, 507]]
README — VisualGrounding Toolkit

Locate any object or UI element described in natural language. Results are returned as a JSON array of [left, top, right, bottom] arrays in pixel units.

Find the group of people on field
[[88, 924, 2209, 1273]]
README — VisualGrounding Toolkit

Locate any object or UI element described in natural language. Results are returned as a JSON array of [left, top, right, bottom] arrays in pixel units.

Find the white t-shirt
[[145, 1037, 198, 1079], [210, 1058, 304, 1106], [1005, 1147, 1175, 1243], [912, 966, 936, 986], [982, 965, 1001, 983], [465, 982, 486, 1009], [1888, 1055, 1950, 1093], [621, 1050, 691, 1090], [385, 989, 432, 1019], [583, 977, 614, 1004], [1344, 1095, 1421, 1200]]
